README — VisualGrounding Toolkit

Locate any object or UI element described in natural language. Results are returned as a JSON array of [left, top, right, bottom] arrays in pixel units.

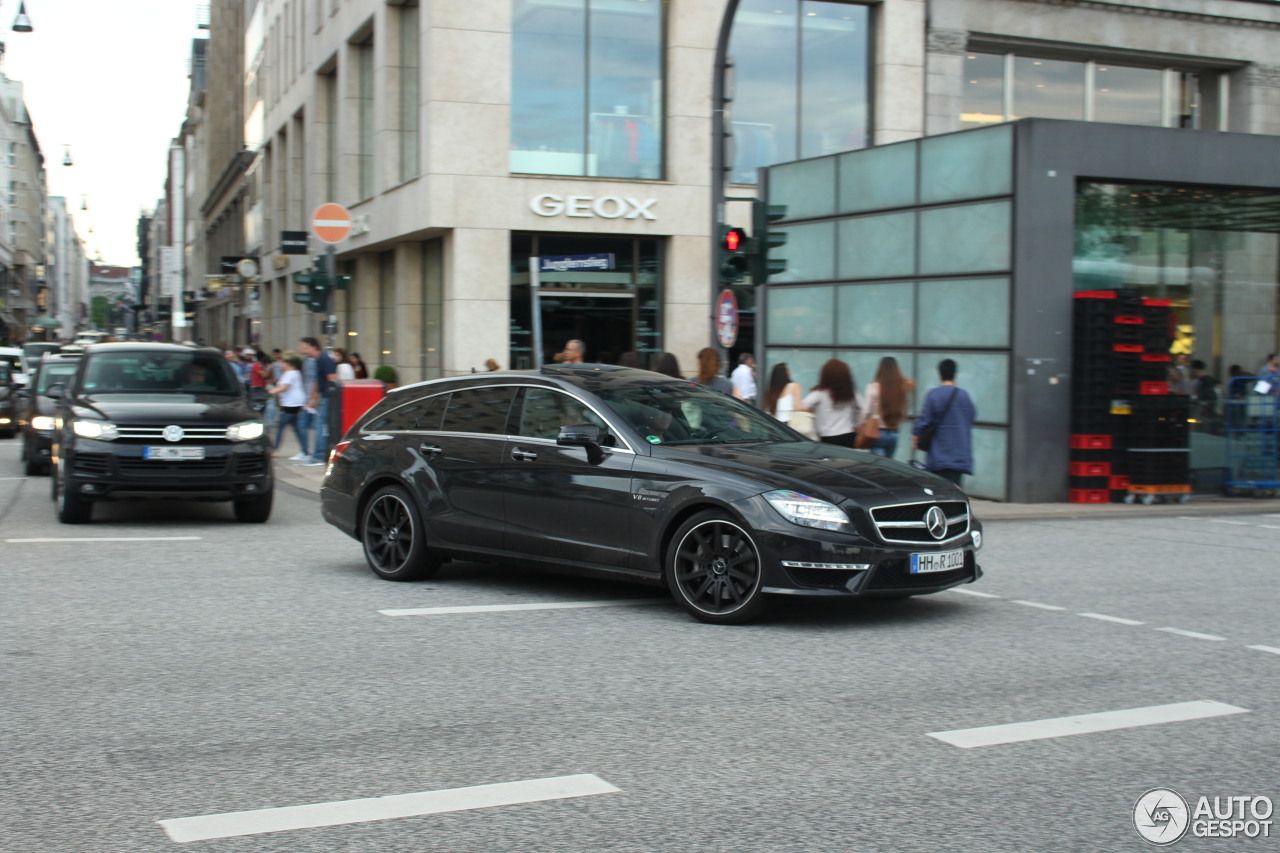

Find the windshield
[[37, 363, 81, 394], [80, 352, 240, 395], [596, 381, 800, 446]]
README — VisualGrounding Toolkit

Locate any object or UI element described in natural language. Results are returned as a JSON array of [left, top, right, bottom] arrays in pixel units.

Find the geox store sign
[[529, 193, 657, 220]]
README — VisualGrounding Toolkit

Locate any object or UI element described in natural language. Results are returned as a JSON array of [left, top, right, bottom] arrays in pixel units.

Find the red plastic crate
[[1139, 381, 1169, 395], [1113, 343, 1144, 353], [1142, 298, 1172, 307], [1141, 353, 1171, 362], [1074, 291, 1118, 299], [1115, 315, 1145, 325], [1070, 434, 1114, 450], [1070, 461, 1112, 477], [1109, 475, 1130, 491], [1069, 489, 1110, 504]]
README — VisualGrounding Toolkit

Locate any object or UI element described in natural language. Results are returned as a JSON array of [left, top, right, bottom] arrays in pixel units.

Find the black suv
[[49, 343, 273, 523], [16, 351, 82, 474]]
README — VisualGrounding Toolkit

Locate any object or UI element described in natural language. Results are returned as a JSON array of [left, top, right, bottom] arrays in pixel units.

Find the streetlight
[[12, 1, 33, 33]]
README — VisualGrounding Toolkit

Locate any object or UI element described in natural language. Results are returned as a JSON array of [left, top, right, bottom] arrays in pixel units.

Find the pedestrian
[[653, 352, 682, 378], [911, 358, 977, 486], [762, 362, 802, 424], [562, 339, 586, 364], [248, 350, 270, 411], [270, 349, 286, 383], [695, 347, 733, 394], [268, 356, 308, 459], [617, 351, 641, 368], [296, 337, 336, 466], [731, 353, 757, 404], [802, 358, 863, 447], [349, 352, 369, 379], [333, 347, 357, 381], [484, 358, 500, 371], [224, 349, 245, 385], [862, 356, 912, 459], [1189, 359, 1220, 431]]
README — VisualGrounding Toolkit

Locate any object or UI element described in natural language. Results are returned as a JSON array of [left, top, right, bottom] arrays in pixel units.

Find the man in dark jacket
[[911, 358, 977, 487]]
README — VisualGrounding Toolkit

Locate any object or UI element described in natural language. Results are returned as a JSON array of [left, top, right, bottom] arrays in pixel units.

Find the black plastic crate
[[1070, 475, 1111, 491]]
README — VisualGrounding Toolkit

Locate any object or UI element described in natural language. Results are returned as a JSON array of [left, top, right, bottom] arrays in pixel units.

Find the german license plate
[[144, 446, 205, 460], [910, 548, 964, 574]]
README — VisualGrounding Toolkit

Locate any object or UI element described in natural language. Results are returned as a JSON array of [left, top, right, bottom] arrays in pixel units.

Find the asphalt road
[[1, 437, 1276, 852]]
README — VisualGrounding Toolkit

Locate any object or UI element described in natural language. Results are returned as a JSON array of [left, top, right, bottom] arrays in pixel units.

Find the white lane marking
[[1011, 600, 1066, 611], [380, 599, 665, 616], [928, 700, 1248, 749], [1257, 525, 1280, 530], [950, 588, 1000, 598], [5, 536, 203, 543], [1078, 612, 1145, 626], [158, 773, 619, 843], [0, 477, 31, 481], [1156, 627, 1228, 642], [1207, 519, 1250, 526], [1246, 645, 1280, 656]]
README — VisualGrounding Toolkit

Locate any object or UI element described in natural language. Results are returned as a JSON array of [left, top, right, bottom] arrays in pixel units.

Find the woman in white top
[[762, 362, 803, 423], [333, 347, 357, 381], [801, 358, 864, 447], [268, 356, 309, 457]]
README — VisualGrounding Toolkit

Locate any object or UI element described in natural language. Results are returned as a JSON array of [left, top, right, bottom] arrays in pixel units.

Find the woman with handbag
[[859, 356, 913, 458], [802, 358, 863, 448], [763, 362, 814, 439]]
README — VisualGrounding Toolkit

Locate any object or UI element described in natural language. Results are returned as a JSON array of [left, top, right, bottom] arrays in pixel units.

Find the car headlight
[[72, 419, 118, 440], [31, 415, 56, 431], [764, 489, 851, 532], [972, 529, 983, 550], [226, 420, 266, 442]]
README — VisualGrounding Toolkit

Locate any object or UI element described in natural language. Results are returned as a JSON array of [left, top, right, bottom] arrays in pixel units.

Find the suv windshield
[[37, 362, 80, 394], [80, 352, 240, 395], [596, 382, 798, 446]]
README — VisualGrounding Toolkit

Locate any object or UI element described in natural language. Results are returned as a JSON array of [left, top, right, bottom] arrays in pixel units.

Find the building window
[[318, 67, 338, 201], [354, 35, 375, 199], [396, 1, 420, 183], [728, 0, 871, 184], [963, 52, 1190, 129], [510, 0, 664, 180]]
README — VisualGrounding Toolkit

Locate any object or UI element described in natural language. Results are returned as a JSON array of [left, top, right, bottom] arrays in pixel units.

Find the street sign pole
[[324, 245, 338, 345], [530, 256, 543, 370]]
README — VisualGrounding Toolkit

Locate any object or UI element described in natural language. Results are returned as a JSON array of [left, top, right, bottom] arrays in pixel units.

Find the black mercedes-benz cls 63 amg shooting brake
[[321, 365, 983, 624]]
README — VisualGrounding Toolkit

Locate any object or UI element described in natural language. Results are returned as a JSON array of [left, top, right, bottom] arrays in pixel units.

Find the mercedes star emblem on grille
[[925, 505, 948, 540], [162, 425, 185, 443]]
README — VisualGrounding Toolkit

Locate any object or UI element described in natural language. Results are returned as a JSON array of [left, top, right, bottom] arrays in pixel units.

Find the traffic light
[[292, 269, 328, 312], [718, 224, 750, 284], [750, 200, 788, 282]]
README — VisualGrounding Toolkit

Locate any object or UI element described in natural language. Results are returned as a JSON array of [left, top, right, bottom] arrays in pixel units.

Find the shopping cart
[[1222, 375, 1280, 497]]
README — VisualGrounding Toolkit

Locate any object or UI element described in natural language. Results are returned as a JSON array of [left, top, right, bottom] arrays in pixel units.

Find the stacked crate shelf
[[1070, 292, 1190, 504]]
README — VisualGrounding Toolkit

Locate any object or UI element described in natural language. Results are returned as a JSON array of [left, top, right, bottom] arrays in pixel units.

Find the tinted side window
[[441, 387, 517, 435], [364, 394, 448, 432], [518, 387, 614, 443]]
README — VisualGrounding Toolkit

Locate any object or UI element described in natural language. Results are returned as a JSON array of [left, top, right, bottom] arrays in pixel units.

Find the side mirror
[[557, 423, 605, 465], [45, 383, 65, 400]]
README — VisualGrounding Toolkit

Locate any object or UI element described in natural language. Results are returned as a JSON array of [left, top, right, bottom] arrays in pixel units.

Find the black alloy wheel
[[666, 510, 765, 624], [361, 485, 442, 581], [22, 437, 45, 476], [53, 465, 92, 524]]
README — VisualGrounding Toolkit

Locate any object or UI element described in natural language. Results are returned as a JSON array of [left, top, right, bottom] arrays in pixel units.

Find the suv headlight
[[764, 489, 851, 532], [226, 420, 265, 442], [31, 415, 56, 431], [72, 419, 118, 440]]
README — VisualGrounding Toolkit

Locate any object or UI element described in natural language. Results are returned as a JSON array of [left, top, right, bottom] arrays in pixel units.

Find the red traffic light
[[723, 227, 746, 252]]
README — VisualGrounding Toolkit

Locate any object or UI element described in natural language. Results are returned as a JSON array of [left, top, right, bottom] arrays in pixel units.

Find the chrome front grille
[[114, 425, 228, 442], [870, 500, 970, 545]]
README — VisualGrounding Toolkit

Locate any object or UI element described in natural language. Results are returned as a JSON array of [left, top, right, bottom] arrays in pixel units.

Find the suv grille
[[116, 457, 229, 474], [114, 425, 229, 442], [72, 452, 112, 477], [870, 500, 969, 544]]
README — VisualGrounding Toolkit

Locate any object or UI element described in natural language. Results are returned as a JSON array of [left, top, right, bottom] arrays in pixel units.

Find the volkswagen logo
[[925, 505, 948, 540], [162, 425, 185, 443]]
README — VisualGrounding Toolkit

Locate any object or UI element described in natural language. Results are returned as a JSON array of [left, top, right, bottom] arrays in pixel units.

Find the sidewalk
[[270, 428, 1280, 521]]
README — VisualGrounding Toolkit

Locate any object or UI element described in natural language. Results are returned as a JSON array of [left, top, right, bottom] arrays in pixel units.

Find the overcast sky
[[5, 0, 206, 267]]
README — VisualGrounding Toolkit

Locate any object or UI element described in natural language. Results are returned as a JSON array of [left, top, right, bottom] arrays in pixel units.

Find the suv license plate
[[144, 446, 206, 460], [910, 549, 964, 574]]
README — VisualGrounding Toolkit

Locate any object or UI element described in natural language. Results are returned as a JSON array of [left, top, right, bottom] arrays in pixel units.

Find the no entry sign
[[311, 203, 352, 244]]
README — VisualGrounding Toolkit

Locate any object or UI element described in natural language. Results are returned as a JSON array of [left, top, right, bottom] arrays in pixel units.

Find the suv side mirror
[[557, 423, 605, 465], [45, 383, 65, 399]]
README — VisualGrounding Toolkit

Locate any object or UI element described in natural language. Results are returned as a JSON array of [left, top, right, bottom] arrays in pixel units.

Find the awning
[[30, 316, 61, 328], [0, 310, 18, 327]]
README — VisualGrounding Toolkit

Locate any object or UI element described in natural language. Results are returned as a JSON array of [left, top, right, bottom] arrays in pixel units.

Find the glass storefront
[[1074, 182, 1280, 485], [510, 0, 664, 180], [510, 234, 663, 369], [728, 0, 870, 183]]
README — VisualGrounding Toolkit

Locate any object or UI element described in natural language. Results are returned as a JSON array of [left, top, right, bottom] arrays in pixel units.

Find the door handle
[[511, 448, 538, 462], [419, 443, 443, 456]]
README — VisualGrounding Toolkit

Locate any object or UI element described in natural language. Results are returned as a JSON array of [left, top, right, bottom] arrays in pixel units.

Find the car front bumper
[[59, 438, 273, 501]]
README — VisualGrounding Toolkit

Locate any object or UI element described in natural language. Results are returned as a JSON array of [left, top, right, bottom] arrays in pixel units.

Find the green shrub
[[373, 364, 398, 385]]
